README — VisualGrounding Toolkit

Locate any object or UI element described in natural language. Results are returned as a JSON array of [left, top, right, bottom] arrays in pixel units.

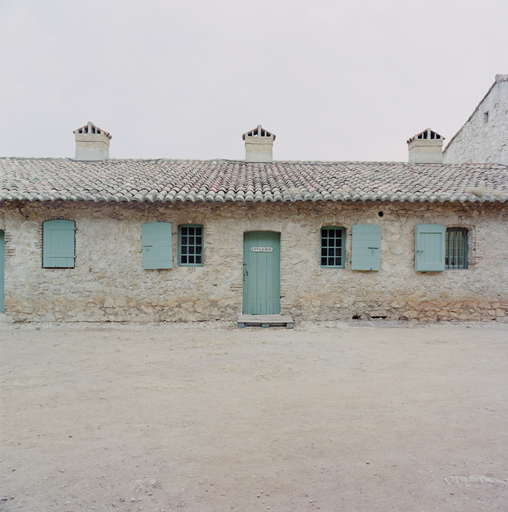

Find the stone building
[[443, 74, 508, 165], [0, 119, 507, 324]]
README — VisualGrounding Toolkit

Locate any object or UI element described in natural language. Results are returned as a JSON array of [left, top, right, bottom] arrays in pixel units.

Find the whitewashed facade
[[0, 198, 507, 323]]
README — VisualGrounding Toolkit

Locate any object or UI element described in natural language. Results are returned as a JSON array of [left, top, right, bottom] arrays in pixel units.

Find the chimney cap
[[242, 124, 276, 141], [407, 127, 444, 163], [73, 121, 112, 139], [407, 128, 444, 144], [73, 121, 111, 161]]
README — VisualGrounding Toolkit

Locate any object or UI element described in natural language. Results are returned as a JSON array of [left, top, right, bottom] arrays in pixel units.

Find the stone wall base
[[5, 298, 507, 323], [291, 299, 508, 322]]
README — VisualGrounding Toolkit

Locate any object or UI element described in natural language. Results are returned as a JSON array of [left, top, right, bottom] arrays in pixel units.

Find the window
[[178, 224, 203, 266], [484, 111, 489, 124], [445, 228, 468, 269], [43, 220, 75, 268], [415, 224, 469, 271], [142, 222, 173, 269], [320, 227, 345, 268]]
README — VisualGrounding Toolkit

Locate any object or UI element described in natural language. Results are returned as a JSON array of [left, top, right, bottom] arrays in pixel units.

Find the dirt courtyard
[[1, 321, 508, 511]]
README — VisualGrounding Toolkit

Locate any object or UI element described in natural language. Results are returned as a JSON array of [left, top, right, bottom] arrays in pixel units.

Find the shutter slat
[[351, 224, 381, 271], [415, 224, 445, 271], [142, 222, 172, 269]]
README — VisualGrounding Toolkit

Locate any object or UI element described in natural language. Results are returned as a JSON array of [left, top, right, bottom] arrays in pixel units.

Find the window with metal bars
[[445, 228, 468, 269], [178, 224, 203, 266], [320, 227, 345, 268]]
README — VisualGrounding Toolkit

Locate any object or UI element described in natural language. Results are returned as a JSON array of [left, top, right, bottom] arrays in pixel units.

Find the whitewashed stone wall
[[0, 200, 507, 322], [443, 75, 508, 165]]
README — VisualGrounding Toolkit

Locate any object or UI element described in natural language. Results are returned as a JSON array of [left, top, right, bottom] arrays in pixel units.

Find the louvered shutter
[[415, 224, 445, 271], [351, 224, 381, 271], [142, 222, 172, 269], [43, 220, 75, 268]]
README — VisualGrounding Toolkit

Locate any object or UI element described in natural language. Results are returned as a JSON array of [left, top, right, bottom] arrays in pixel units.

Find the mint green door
[[0, 231, 4, 312], [243, 231, 281, 315]]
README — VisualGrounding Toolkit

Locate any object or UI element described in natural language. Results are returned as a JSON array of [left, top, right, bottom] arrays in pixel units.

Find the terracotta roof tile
[[0, 158, 507, 204]]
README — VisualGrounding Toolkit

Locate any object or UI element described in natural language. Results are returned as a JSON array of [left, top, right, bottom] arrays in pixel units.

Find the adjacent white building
[[443, 74, 508, 166]]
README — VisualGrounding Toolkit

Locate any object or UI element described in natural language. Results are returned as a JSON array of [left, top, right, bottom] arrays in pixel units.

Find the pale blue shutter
[[142, 222, 172, 269], [43, 220, 75, 268], [415, 224, 445, 271], [351, 224, 381, 271], [0, 230, 4, 312]]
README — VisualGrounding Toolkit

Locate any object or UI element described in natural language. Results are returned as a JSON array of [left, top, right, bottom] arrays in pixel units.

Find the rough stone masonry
[[1, 199, 507, 322]]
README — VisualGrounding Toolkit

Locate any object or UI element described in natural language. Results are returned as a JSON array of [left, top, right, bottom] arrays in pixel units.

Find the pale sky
[[0, 0, 506, 162]]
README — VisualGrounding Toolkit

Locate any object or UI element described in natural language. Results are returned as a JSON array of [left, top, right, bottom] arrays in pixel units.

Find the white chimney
[[243, 125, 275, 163], [407, 128, 444, 163], [73, 122, 112, 161]]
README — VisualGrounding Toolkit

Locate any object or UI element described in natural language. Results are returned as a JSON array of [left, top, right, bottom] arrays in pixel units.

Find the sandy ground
[[1, 321, 508, 512]]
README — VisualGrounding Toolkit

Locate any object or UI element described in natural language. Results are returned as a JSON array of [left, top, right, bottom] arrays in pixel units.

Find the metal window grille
[[445, 228, 468, 269], [179, 225, 203, 266], [320, 227, 344, 268]]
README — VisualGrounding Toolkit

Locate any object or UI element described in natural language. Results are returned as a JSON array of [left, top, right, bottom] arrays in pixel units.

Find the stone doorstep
[[237, 314, 294, 328]]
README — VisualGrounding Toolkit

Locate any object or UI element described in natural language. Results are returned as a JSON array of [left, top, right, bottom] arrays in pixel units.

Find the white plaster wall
[[443, 76, 508, 165], [0, 200, 507, 322]]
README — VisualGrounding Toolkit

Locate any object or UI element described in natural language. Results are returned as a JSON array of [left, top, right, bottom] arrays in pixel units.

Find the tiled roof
[[0, 158, 507, 204]]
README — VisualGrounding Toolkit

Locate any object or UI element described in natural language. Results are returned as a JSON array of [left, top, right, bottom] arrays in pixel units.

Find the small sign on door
[[251, 247, 273, 253]]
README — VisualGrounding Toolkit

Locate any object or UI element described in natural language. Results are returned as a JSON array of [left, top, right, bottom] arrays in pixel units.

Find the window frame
[[320, 226, 346, 269], [178, 224, 204, 267], [445, 227, 468, 270]]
